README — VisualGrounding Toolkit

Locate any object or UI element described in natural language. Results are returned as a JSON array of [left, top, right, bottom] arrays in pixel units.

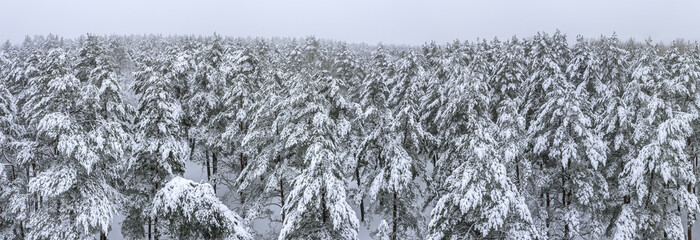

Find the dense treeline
[[1, 32, 700, 239]]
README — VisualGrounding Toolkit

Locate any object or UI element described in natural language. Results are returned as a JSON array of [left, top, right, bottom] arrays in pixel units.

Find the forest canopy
[[1, 32, 700, 239]]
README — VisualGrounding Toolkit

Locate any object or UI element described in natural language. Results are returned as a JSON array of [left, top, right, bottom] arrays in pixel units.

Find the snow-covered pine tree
[[236, 80, 294, 235], [521, 31, 572, 237], [331, 43, 368, 224], [235, 42, 303, 236], [492, 36, 530, 194], [418, 41, 447, 169], [615, 41, 699, 239], [609, 40, 657, 239], [152, 176, 250, 240], [352, 44, 393, 225], [73, 34, 133, 240], [421, 40, 469, 190], [159, 43, 196, 167], [76, 35, 107, 83], [588, 34, 635, 237], [278, 37, 358, 240], [0, 49, 28, 239], [428, 45, 535, 239], [530, 36, 608, 239], [23, 47, 123, 239], [188, 35, 228, 192], [417, 41, 455, 215], [368, 50, 431, 240], [6, 46, 41, 97], [681, 44, 700, 240], [124, 52, 188, 240], [218, 46, 260, 198], [0, 40, 29, 240]]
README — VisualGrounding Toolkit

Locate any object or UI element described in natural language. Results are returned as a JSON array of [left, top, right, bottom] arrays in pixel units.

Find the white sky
[[1, 0, 700, 45]]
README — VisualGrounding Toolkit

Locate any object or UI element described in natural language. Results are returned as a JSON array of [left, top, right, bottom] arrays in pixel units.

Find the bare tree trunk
[[189, 138, 195, 161], [515, 156, 521, 191], [546, 191, 550, 238], [646, 168, 655, 208], [154, 180, 159, 240], [148, 217, 152, 240], [19, 222, 25, 239], [321, 185, 327, 224], [212, 152, 218, 193], [355, 157, 365, 222], [280, 176, 285, 223], [393, 187, 398, 240], [539, 159, 550, 238], [31, 163, 38, 211], [240, 152, 245, 172], [206, 151, 211, 182], [688, 138, 695, 240], [619, 159, 629, 204], [239, 153, 246, 204], [100, 232, 107, 240], [562, 166, 568, 239], [154, 216, 158, 240]]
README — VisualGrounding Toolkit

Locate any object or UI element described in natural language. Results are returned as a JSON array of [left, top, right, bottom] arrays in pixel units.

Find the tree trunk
[[355, 157, 364, 222], [321, 185, 327, 224], [402, 118, 408, 146], [239, 153, 246, 204], [212, 152, 218, 193], [562, 166, 568, 239], [240, 152, 246, 172], [546, 191, 550, 238], [393, 187, 398, 240], [154, 216, 159, 240], [189, 139, 195, 161], [515, 156, 521, 191], [621, 159, 630, 204], [148, 217, 152, 240], [689, 138, 695, 240], [320, 161, 328, 224], [206, 151, 211, 182], [540, 159, 550, 238], [280, 176, 285, 223], [646, 167, 656, 208], [19, 222, 25, 239], [31, 163, 37, 211], [154, 180, 159, 240], [100, 232, 107, 240]]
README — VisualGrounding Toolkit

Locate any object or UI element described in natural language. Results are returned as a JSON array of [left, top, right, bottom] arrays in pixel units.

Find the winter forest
[[1, 31, 700, 240]]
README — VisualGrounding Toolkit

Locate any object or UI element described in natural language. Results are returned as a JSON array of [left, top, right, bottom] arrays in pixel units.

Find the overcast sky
[[2, 0, 700, 45]]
